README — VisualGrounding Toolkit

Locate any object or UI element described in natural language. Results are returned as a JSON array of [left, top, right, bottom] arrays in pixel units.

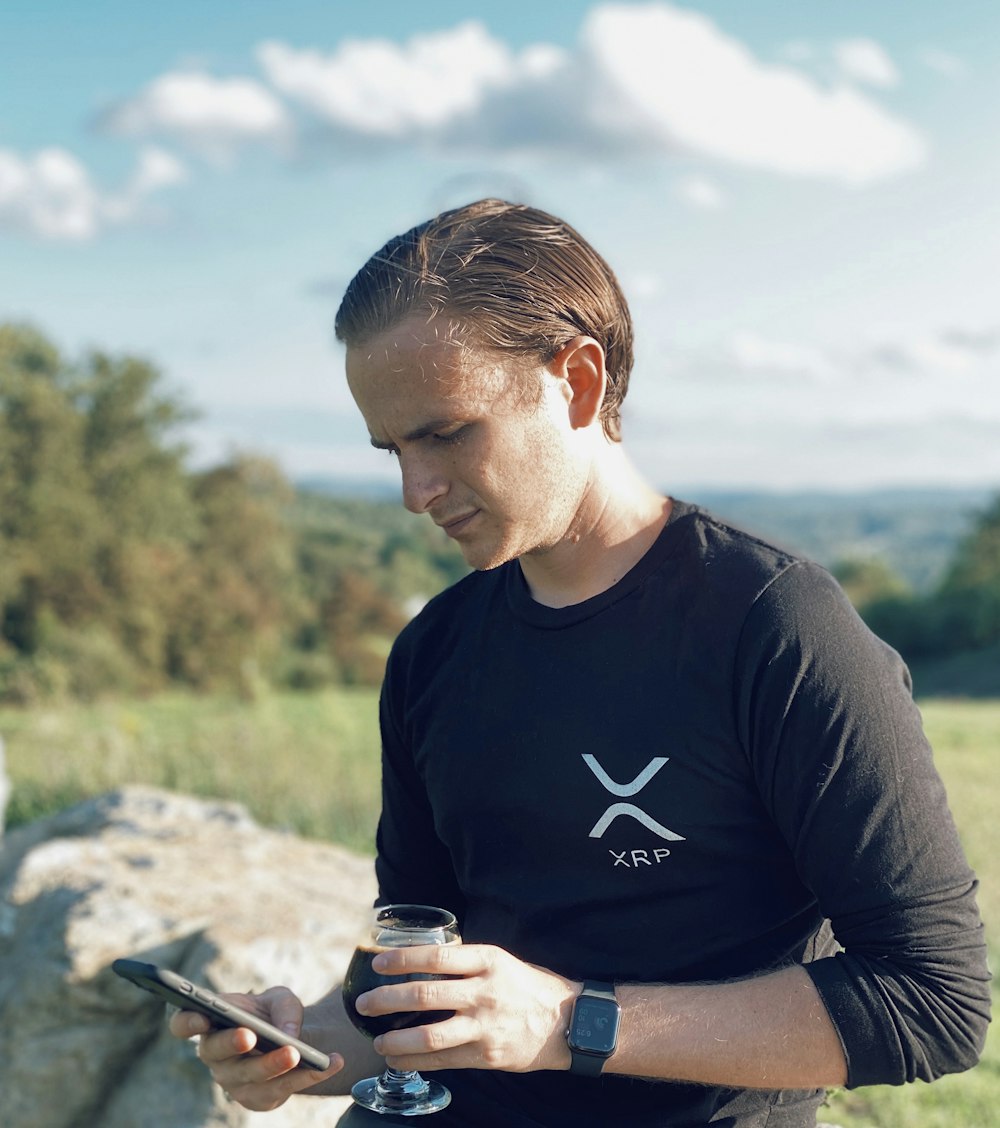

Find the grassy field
[[0, 688, 383, 853], [1, 692, 996, 1125]]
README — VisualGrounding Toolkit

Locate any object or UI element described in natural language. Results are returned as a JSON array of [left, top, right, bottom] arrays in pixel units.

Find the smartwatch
[[566, 980, 621, 1076]]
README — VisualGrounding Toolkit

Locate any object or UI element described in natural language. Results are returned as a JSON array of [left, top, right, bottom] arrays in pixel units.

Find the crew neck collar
[[504, 498, 694, 628]]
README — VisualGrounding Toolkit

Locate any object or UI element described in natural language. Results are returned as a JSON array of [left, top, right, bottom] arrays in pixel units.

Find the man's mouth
[[438, 511, 479, 537]]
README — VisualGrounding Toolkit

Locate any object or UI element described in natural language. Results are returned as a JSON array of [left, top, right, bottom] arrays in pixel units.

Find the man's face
[[345, 317, 592, 571]]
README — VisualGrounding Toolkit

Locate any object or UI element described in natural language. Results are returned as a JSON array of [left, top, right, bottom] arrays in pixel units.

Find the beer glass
[[342, 904, 460, 1115]]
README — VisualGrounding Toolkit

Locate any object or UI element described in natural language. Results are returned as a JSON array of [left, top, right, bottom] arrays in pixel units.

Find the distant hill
[[297, 478, 995, 593]]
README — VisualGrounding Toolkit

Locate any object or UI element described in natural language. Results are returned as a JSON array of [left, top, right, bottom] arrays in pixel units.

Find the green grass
[[0, 688, 382, 853], [1, 693, 996, 1124]]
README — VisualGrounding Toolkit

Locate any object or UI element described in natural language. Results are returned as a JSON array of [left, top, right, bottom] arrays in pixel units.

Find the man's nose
[[399, 453, 448, 514]]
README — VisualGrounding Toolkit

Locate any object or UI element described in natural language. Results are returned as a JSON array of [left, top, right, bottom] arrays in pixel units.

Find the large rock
[[0, 786, 377, 1127]]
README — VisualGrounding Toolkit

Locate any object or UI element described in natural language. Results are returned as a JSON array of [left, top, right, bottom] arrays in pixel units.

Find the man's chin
[[457, 540, 518, 573]]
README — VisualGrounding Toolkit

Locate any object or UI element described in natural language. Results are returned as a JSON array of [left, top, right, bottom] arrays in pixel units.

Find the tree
[[859, 493, 1000, 662], [321, 567, 408, 685], [0, 324, 200, 698], [165, 455, 300, 689], [933, 494, 1000, 651], [0, 322, 465, 701], [832, 557, 909, 611], [0, 325, 104, 647]]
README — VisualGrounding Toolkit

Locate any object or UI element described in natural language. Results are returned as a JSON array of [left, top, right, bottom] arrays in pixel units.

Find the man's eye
[[434, 427, 467, 445]]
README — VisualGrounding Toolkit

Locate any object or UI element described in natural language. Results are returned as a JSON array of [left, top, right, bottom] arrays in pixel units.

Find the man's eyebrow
[[369, 419, 456, 449]]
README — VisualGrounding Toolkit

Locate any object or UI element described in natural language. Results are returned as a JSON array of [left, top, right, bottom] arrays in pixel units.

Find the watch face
[[568, 995, 620, 1055]]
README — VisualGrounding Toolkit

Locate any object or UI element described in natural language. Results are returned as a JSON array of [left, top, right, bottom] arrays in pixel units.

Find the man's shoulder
[[669, 498, 809, 586], [673, 500, 869, 653]]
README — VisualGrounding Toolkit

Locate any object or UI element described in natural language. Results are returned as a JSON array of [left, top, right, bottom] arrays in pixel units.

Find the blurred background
[[1, 6, 997, 1121]]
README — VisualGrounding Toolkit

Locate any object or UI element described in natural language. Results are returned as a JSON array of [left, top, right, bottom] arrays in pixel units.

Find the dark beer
[[343, 945, 457, 1039]]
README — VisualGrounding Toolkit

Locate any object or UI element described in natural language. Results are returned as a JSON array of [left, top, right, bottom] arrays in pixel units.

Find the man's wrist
[[565, 980, 621, 1075]]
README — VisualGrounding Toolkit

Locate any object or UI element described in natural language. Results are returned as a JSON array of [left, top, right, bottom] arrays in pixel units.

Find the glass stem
[[376, 1066, 430, 1102]]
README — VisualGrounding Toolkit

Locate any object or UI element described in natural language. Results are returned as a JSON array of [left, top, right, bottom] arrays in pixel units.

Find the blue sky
[[2, 0, 998, 492]]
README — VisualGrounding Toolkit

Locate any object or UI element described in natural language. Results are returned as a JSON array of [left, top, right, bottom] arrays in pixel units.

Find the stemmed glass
[[342, 904, 461, 1116]]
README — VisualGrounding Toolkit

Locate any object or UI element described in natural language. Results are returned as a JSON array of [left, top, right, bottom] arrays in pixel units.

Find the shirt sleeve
[[735, 562, 991, 1088], [373, 641, 467, 922]]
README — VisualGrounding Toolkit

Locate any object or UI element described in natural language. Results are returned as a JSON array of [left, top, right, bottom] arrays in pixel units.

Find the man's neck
[[518, 457, 672, 609]]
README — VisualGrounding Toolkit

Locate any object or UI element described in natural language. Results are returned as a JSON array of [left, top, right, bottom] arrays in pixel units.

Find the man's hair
[[334, 199, 634, 441]]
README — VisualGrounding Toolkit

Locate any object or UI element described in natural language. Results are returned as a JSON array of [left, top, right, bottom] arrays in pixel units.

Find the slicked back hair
[[334, 199, 634, 442]]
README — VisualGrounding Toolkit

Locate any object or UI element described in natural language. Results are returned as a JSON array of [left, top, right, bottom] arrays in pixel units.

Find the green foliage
[[286, 491, 465, 687], [934, 495, 1000, 651], [165, 456, 301, 690], [832, 556, 910, 609], [846, 494, 1000, 674], [0, 323, 465, 702]]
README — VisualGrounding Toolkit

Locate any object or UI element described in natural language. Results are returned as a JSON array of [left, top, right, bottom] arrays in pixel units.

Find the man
[[171, 200, 990, 1126]]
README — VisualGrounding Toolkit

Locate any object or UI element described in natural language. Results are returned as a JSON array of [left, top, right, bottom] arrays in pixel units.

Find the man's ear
[[548, 337, 607, 430]]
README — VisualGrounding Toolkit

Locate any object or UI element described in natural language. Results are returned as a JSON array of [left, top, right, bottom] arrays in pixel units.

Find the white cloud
[[780, 41, 816, 64], [916, 48, 968, 79], [82, 6, 926, 187], [0, 148, 99, 239], [833, 38, 900, 88], [676, 175, 726, 209], [129, 146, 189, 195], [633, 412, 1000, 491], [940, 327, 1000, 355], [730, 333, 838, 383], [257, 22, 560, 137], [99, 71, 292, 162], [893, 333, 994, 376], [0, 145, 188, 240], [247, 4, 925, 185], [101, 146, 190, 225], [658, 325, 999, 401], [627, 321, 1000, 489], [582, 5, 923, 184]]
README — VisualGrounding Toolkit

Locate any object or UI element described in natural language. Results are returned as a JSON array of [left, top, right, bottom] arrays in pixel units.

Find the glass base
[[351, 1070, 452, 1116]]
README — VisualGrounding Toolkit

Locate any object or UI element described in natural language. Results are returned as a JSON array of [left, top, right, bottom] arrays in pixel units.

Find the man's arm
[[611, 966, 846, 1088], [736, 564, 991, 1086], [353, 942, 847, 1088]]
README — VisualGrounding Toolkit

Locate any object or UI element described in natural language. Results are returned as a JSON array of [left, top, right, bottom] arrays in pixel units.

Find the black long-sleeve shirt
[[374, 500, 990, 1126]]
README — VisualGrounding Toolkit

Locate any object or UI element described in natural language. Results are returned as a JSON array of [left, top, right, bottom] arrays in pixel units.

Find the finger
[[356, 977, 473, 1019], [372, 943, 489, 977], [197, 1025, 259, 1066], [232, 1048, 342, 1085], [168, 1008, 212, 1039], [225, 1053, 345, 1112], [374, 1014, 479, 1060], [253, 986, 304, 1035]]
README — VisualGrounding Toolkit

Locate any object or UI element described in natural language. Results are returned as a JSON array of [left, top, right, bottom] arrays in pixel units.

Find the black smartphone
[[112, 958, 331, 1072]]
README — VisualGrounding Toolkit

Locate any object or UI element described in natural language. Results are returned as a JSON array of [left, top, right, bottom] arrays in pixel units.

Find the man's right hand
[[168, 986, 344, 1112]]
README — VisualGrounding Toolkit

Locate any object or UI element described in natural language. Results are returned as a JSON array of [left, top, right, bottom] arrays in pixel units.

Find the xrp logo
[[582, 754, 685, 849]]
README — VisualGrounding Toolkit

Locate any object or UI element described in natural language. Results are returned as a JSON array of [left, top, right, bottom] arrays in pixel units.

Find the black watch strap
[[581, 980, 616, 1002], [568, 980, 620, 1077]]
